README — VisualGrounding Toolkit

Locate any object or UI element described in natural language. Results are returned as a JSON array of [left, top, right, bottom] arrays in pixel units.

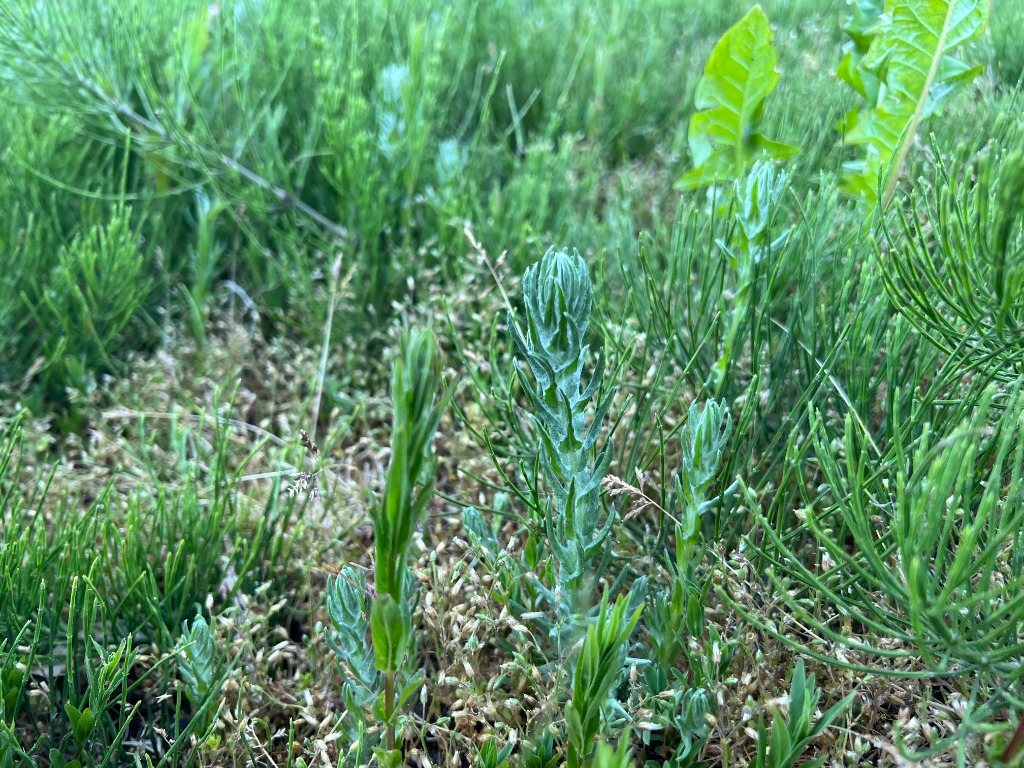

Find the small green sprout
[[566, 588, 643, 768], [320, 326, 448, 762], [178, 614, 217, 733], [751, 658, 855, 768]]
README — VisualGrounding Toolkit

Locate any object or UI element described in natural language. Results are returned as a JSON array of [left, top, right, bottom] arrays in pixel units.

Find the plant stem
[[1000, 715, 1024, 765], [384, 671, 396, 752], [311, 255, 344, 447]]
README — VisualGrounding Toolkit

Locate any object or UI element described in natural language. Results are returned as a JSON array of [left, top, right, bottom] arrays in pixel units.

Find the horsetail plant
[[728, 386, 1024, 760], [323, 326, 448, 765], [509, 247, 616, 611], [881, 149, 1024, 384]]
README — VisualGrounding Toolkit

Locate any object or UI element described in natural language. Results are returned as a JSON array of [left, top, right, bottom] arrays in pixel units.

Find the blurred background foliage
[[1, 0, 1014, 414], [0, 0, 708, 403]]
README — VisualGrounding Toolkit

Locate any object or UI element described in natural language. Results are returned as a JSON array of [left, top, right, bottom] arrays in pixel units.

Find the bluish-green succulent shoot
[[675, 398, 732, 573], [178, 614, 216, 708], [509, 247, 616, 600]]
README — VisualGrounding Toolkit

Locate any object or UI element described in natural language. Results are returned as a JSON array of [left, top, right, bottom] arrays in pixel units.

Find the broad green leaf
[[74, 708, 96, 746], [565, 705, 585, 760], [837, 0, 884, 141], [755, 715, 768, 766], [370, 594, 409, 674], [770, 709, 791, 766], [685, 581, 704, 637], [789, 659, 808, 730], [840, 0, 989, 205], [837, 0, 884, 102], [809, 690, 859, 738], [678, 5, 797, 190], [588, 737, 635, 768], [64, 702, 96, 746], [182, 6, 211, 80], [0, 723, 18, 768], [64, 704, 81, 732], [166, 5, 210, 84], [1, 668, 21, 714], [395, 671, 425, 709]]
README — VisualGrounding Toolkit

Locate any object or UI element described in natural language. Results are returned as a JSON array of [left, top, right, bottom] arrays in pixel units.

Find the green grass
[[2, 0, 1024, 766]]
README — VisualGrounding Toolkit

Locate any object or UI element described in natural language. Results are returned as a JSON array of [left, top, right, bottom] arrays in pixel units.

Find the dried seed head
[[299, 429, 320, 457]]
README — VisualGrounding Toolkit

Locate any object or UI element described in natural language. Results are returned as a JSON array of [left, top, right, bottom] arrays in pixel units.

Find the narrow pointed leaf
[[370, 594, 409, 674]]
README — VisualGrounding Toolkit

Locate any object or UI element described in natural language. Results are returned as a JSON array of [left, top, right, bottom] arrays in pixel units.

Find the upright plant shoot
[[372, 327, 447, 759], [509, 247, 615, 607], [323, 326, 448, 764]]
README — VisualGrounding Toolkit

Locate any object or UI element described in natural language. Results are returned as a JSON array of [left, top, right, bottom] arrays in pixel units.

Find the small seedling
[[566, 588, 643, 768], [178, 614, 217, 733], [751, 658, 855, 768], [322, 326, 448, 763]]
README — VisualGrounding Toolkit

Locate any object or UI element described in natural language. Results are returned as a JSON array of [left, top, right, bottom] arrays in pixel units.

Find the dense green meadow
[[2, 0, 1024, 765]]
